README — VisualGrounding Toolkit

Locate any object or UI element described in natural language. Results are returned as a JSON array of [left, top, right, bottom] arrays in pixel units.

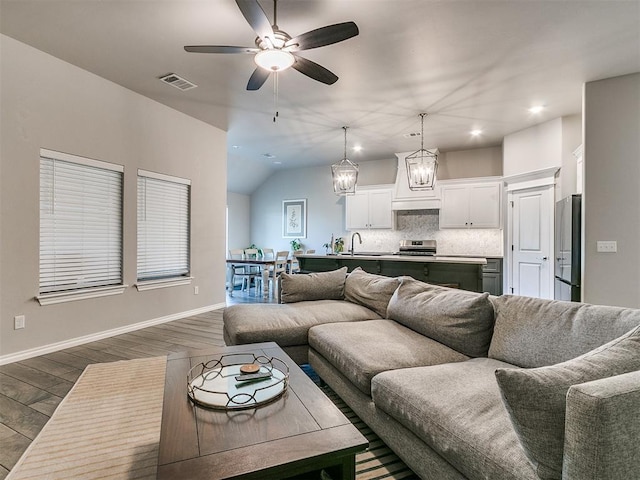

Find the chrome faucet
[[350, 232, 362, 255]]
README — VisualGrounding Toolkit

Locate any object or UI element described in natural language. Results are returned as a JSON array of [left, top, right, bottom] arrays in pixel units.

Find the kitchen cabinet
[[297, 254, 484, 292], [482, 258, 503, 295], [439, 180, 502, 229], [346, 185, 393, 230]]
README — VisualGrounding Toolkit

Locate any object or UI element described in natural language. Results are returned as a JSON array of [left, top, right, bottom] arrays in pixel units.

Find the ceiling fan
[[184, 0, 359, 90]]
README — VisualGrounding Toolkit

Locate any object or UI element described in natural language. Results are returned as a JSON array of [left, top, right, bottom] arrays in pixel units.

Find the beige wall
[[438, 146, 503, 179], [227, 192, 251, 251], [503, 118, 563, 177], [350, 146, 503, 187], [583, 73, 640, 307], [0, 35, 227, 359], [558, 115, 583, 199]]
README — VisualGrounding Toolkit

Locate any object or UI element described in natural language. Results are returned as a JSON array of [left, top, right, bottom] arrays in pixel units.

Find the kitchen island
[[296, 253, 486, 292]]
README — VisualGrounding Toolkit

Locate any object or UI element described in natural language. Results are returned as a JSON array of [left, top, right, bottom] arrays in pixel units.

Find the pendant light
[[331, 126, 359, 195], [406, 113, 438, 190]]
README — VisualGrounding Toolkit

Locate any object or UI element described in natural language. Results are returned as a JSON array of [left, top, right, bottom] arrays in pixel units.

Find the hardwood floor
[[0, 291, 272, 478]]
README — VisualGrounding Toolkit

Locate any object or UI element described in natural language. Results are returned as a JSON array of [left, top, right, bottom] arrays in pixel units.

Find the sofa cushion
[[371, 358, 537, 480], [387, 277, 495, 357], [489, 295, 640, 367], [344, 267, 400, 317], [223, 300, 379, 347], [495, 324, 640, 480], [280, 267, 348, 303], [309, 319, 468, 395]]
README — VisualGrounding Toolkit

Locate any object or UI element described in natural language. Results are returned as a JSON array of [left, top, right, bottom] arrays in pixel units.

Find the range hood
[[392, 150, 441, 210]]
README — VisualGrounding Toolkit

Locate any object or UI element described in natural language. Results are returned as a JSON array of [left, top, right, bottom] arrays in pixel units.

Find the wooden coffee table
[[158, 342, 368, 480]]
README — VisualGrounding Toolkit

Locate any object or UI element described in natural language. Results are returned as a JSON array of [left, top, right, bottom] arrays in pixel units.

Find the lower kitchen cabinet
[[298, 256, 483, 292], [482, 258, 503, 295]]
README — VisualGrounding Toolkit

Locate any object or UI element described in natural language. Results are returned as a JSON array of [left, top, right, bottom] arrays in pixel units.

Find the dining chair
[[253, 248, 275, 293], [243, 248, 262, 295], [289, 249, 303, 273], [260, 250, 289, 292], [228, 249, 254, 293], [263, 250, 290, 299]]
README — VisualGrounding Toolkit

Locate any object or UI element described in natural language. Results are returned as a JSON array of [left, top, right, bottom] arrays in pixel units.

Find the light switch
[[14, 315, 25, 329], [596, 241, 617, 253]]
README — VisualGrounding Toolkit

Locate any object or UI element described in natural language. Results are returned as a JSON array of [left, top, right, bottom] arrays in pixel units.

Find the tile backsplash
[[351, 209, 503, 257]]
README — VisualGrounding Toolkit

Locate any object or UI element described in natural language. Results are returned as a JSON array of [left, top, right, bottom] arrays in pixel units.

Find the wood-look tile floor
[[0, 293, 262, 479]]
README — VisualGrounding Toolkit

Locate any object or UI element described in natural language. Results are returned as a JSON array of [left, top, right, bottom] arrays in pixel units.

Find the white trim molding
[[502, 166, 559, 192], [0, 303, 225, 365], [37, 284, 128, 306], [135, 276, 194, 291]]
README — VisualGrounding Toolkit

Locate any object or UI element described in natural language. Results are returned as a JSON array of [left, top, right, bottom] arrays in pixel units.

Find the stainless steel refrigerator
[[554, 194, 581, 301]]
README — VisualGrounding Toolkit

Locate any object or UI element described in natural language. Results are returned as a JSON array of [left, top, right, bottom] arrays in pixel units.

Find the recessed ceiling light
[[273, 161, 282, 165], [262, 153, 276, 159], [352, 145, 362, 152], [231, 145, 240, 149], [529, 105, 545, 114], [470, 129, 482, 137]]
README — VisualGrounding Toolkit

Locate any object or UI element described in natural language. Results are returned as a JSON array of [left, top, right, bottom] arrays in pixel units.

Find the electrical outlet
[[14, 315, 25, 330], [597, 240, 617, 253], [194, 286, 199, 295]]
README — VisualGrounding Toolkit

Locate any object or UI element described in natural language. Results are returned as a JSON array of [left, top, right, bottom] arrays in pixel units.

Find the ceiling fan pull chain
[[273, 72, 279, 122]]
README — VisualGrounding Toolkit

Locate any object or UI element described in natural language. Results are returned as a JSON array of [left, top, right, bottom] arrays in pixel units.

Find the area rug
[[302, 365, 420, 480], [7, 356, 167, 480]]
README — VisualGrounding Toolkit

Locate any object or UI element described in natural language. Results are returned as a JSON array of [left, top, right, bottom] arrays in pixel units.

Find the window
[[39, 149, 124, 304], [137, 170, 191, 289]]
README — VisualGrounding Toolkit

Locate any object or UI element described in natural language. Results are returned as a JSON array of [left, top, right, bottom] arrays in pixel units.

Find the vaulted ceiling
[[2, 0, 639, 193]]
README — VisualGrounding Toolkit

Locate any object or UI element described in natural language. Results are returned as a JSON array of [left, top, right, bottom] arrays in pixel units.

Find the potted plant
[[334, 237, 344, 254], [290, 238, 302, 252]]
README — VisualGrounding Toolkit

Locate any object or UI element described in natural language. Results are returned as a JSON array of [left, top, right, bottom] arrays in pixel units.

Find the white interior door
[[510, 186, 554, 299]]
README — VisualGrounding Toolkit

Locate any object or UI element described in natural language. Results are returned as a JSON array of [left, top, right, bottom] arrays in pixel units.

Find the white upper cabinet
[[346, 185, 394, 230], [439, 179, 502, 229]]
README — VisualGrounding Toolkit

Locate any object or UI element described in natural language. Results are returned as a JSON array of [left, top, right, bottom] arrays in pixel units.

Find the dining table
[[226, 256, 291, 300]]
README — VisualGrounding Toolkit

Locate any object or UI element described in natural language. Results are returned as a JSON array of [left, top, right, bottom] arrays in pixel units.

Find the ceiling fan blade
[[236, 0, 275, 43], [247, 67, 271, 90], [285, 22, 359, 52], [292, 55, 338, 85], [184, 45, 259, 54]]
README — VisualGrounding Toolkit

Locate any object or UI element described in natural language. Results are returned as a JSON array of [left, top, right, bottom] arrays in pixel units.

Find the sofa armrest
[[563, 370, 640, 479]]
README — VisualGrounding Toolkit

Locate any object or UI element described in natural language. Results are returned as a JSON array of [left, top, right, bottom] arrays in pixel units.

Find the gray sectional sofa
[[223, 267, 640, 480]]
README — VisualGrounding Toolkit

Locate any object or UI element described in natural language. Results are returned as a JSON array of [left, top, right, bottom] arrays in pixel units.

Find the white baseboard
[[0, 303, 226, 366]]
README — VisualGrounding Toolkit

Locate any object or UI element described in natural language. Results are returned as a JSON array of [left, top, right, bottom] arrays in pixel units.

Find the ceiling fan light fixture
[[406, 113, 438, 191], [254, 49, 295, 72], [332, 126, 359, 196]]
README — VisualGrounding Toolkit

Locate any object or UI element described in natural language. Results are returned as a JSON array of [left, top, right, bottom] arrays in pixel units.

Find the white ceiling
[[2, 1, 639, 194]]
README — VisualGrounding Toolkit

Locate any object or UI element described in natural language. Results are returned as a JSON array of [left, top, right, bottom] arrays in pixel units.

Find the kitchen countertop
[[296, 253, 487, 265]]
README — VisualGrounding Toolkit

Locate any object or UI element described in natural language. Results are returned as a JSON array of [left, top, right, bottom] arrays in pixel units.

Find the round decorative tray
[[187, 353, 289, 410]]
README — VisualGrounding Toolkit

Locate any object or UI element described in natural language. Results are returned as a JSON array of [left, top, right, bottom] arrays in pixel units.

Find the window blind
[[137, 170, 191, 281], [39, 151, 123, 294]]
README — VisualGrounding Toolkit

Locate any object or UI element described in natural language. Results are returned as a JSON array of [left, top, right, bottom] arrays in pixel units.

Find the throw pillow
[[495, 324, 640, 480], [387, 277, 495, 357], [344, 267, 400, 317], [280, 267, 347, 303]]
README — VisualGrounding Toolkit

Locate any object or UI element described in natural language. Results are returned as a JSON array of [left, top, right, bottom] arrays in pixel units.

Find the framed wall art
[[282, 199, 307, 238]]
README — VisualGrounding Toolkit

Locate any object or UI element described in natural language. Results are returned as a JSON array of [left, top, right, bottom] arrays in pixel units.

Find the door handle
[[542, 257, 548, 261]]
